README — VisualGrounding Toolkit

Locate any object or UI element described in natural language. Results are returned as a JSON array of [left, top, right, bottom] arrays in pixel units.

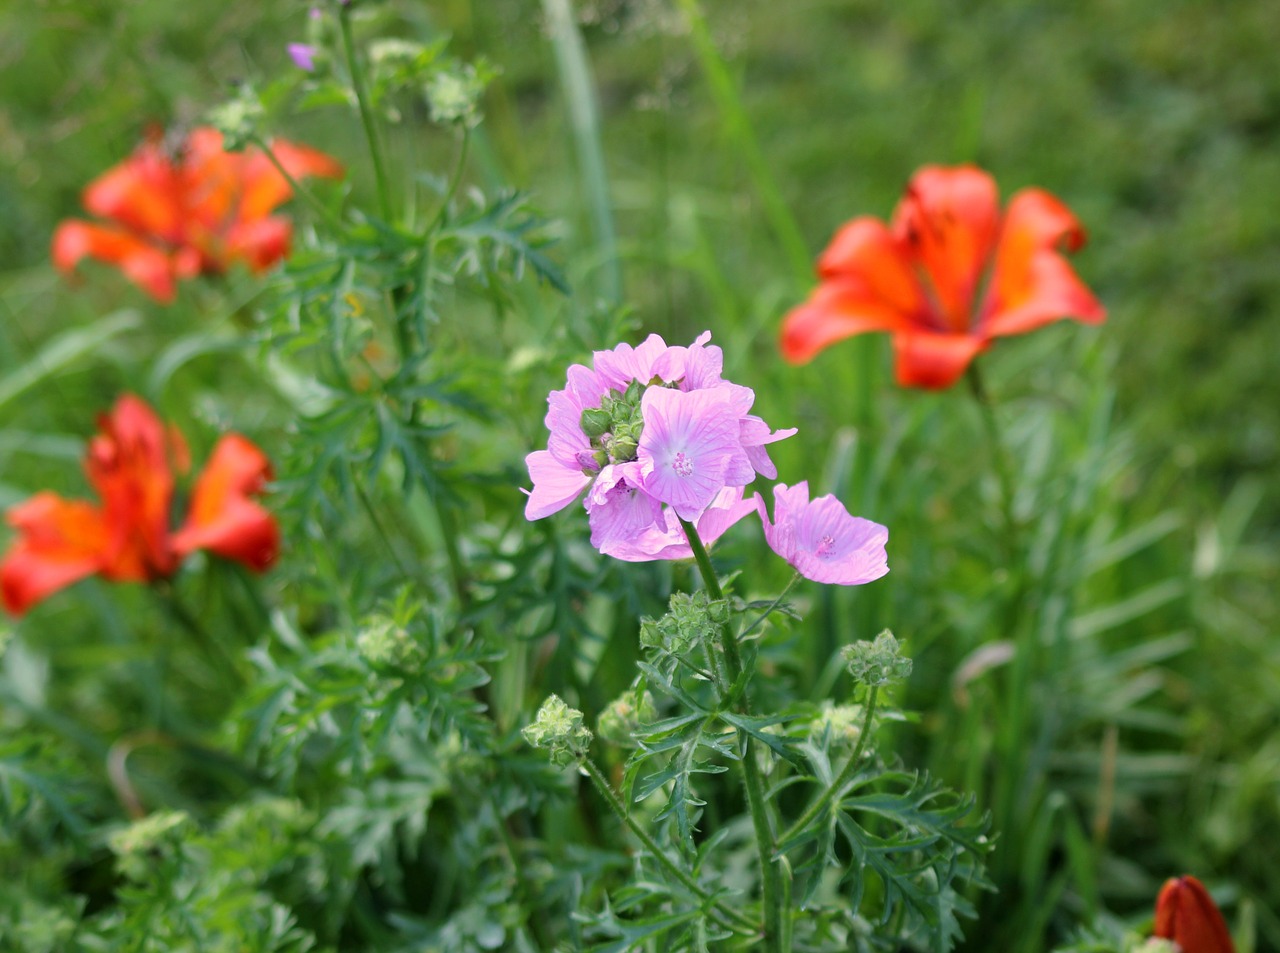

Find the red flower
[[52, 127, 343, 303], [1154, 876, 1236, 953], [0, 395, 279, 615], [779, 164, 1106, 389]]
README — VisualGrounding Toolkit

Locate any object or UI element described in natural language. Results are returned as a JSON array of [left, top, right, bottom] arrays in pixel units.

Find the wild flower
[[780, 164, 1105, 388], [755, 482, 889, 585], [0, 395, 278, 615], [1154, 876, 1236, 953], [525, 331, 795, 557], [52, 127, 343, 303]]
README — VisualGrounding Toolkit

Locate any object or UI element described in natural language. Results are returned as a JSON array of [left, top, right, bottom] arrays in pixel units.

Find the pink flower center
[[672, 451, 693, 477], [815, 534, 836, 558]]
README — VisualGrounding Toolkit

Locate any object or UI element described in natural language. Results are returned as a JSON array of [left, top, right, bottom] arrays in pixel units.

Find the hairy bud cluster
[[579, 378, 651, 471], [356, 615, 422, 672], [842, 630, 912, 687], [597, 689, 658, 746], [523, 695, 593, 767], [640, 590, 730, 655]]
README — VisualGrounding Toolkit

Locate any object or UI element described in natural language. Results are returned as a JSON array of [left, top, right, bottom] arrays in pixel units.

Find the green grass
[[1, 1, 1277, 950]]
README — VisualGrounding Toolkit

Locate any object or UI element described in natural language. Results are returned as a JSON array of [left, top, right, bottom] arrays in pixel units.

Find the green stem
[[738, 572, 801, 642], [249, 134, 346, 234], [776, 684, 879, 851], [965, 363, 1017, 553], [154, 581, 240, 686], [678, 517, 785, 953], [426, 128, 471, 235], [339, 5, 393, 223], [580, 758, 757, 936]]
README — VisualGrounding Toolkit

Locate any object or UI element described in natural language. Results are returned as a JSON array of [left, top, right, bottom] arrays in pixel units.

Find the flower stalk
[[679, 517, 785, 953]]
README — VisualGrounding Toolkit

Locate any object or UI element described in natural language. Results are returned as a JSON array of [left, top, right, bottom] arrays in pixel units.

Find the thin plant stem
[[248, 134, 346, 234], [153, 581, 240, 686], [965, 362, 1017, 553], [738, 572, 801, 642], [353, 478, 413, 584], [678, 517, 785, 953], [579, 757, 758, 936], [338, 5, 393, 223], [426, 128, 471, 235], [776, 684, 879, 850]]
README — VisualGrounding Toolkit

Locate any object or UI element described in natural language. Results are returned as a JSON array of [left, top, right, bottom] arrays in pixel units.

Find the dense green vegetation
[[1, 2, 1275, 951]]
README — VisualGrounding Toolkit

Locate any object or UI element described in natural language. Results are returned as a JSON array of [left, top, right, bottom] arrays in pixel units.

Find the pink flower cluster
[[525, 332, 889, 587]]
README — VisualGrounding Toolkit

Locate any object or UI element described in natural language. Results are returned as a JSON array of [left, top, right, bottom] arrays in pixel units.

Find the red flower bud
[[1154, 876, 1235, 953]]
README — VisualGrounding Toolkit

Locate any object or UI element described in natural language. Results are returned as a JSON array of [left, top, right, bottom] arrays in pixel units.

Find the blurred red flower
[[1, 395, 278, 615], [52, 127, 343, 303], [780, 164, 1105, 389], [1154, 876, 1236, 953]]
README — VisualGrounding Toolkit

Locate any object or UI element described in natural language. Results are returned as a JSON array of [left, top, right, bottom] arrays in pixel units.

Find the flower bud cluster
[[522, 695, 593, 767], [597, 688, 657, 746], [842, 630, 912, 687], [640, 590, 730, 655], [356, 615, 422, 673], [808, 700, 865, 748], [579, 378, 648, 470]]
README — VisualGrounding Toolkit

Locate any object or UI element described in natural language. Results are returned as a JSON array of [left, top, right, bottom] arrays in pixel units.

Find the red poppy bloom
[[1154, 876, 1236, 953], [779, 164, 1106, 389], [0, 395, 279, 615], [52, 127, 343, 303]]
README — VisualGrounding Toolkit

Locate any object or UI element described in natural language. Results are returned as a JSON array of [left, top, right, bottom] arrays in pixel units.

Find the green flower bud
[[809, 701, 865, 747], [356, 615, 422, 672], [108, 810, 193, 880], [597, 689, 657, 746], [207, 86, 265, 152], [841, 630, 913, 687], [425, 62, 490, 128], [523, 695, 592, 767], [581, 407, 612, 438], [611, 435, 638, 462]]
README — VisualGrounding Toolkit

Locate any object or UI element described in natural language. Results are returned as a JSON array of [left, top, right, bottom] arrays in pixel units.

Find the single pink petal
[[524, 450, 592, 520], [592, 333, 670, 391]]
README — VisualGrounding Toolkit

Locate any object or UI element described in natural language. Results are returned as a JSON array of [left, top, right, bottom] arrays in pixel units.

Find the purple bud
[[287, 43, 318, 72]]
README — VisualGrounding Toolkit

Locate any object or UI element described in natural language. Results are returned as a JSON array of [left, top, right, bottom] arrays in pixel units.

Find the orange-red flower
[[52, 127, 343, 303], [780, 164, 1106, 389], [0, 395, 279, 615], [1154, 876, 1236, 953]]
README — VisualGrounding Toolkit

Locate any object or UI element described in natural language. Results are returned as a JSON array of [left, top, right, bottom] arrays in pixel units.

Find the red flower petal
[[85, 395, 180, 579], [51, 221, 179, 303], [1154, 876, 1236, 953], [1, 493, 109, 615], [980, 188, 1107, 338], [237, 138, 345, 222], [172, 435, 279, 572], [891, 330, 989, 390], [891, 165, 1001, 333], [81, 136, 183, 241], [781, 278, 915, 364], [223, 216, 293, 272]]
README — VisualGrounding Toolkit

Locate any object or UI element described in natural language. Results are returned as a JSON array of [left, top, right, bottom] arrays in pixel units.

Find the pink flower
[[755, 482, 889, 586], [603, 487, 757, 562], [288, 43, 319, 72], [524, 332, 795, 550], [636, 387, 753, 521]]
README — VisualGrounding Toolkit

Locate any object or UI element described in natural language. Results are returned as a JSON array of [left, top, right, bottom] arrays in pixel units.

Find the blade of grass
[[542, 0, 621, 305], [0, 310, 140, 412]]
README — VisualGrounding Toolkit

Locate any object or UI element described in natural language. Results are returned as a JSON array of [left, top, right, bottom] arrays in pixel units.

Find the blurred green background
[[2, 0, 1277, 948]]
